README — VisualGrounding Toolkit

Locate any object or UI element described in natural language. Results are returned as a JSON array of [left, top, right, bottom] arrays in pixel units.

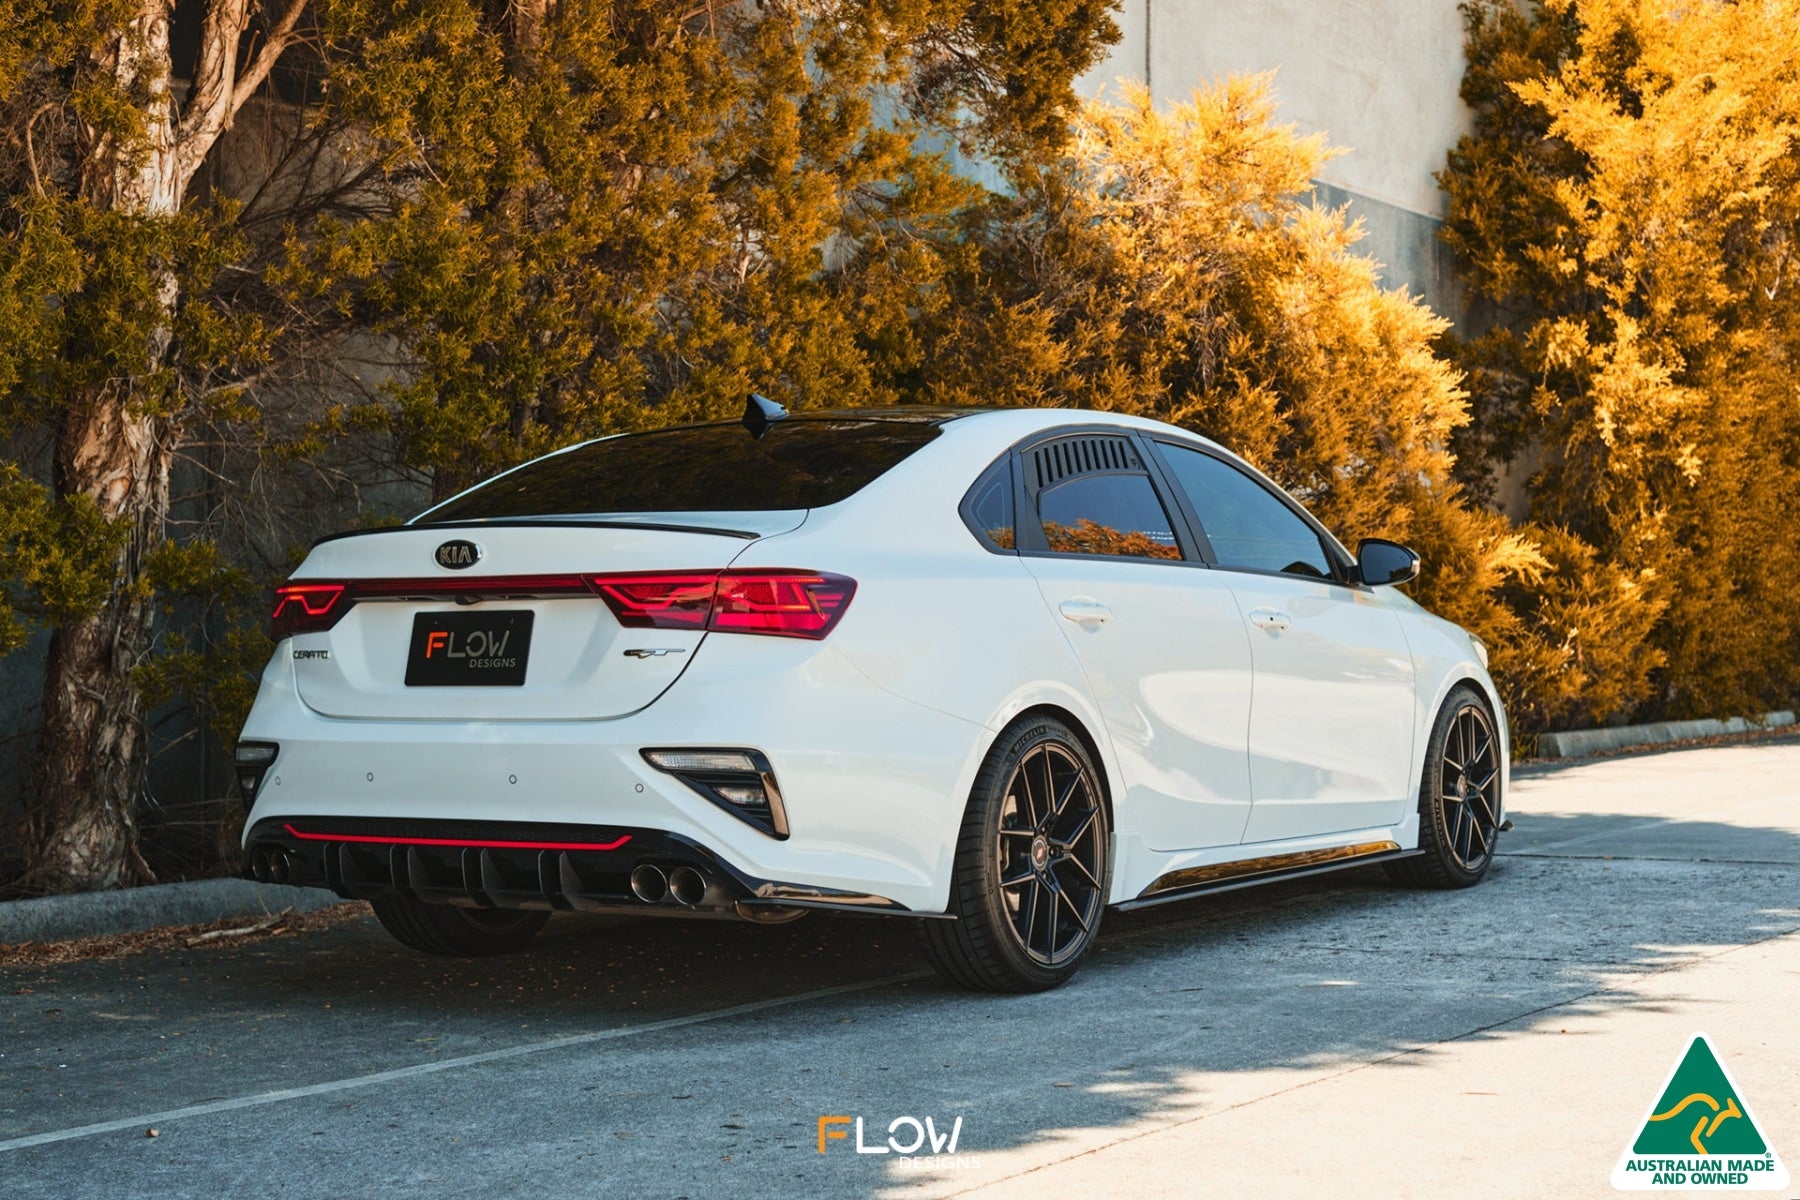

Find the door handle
[[1247, 608, 1291, 632], [1058, 597, 1113, 626]]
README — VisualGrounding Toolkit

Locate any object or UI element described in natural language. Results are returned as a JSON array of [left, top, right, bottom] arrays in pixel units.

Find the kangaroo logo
[[1613, 1033, 1786, 1190], [1648, 1092, 1745, 1156]]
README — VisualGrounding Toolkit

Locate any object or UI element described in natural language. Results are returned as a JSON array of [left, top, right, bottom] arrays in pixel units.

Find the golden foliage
[[1442, 0, 1800, 722]]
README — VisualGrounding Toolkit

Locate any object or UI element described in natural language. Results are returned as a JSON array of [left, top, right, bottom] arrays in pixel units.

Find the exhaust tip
[[268, 848, 291, 885], [630, 864, 669, 904], [669, 866, 707, 908], [249, 846, 272, 883]]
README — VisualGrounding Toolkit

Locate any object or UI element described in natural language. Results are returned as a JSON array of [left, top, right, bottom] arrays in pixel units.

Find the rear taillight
[[270, 582, 347, 639], [585, 570, 855, 639], [267, 569, 856, 641], [710, 572, 855, 637], [585, 573, 718, 629]]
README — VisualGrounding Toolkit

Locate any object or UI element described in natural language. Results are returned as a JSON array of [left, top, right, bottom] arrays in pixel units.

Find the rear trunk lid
[[285, 519, 792, 721]]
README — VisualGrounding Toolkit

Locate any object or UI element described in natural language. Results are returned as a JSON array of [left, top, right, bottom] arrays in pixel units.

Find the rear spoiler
[[311, 517, 764, 550]]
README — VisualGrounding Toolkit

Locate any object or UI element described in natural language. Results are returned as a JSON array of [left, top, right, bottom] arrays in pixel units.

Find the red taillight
[[270, 582, 347, 639], [268, 569, 856, 642], [585, 573, 719, 629], [584, 570, 856, 639], [710, 571, 855, 637]]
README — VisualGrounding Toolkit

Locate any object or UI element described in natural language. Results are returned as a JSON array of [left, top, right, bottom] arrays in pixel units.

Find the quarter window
[[1036, 473, 1181, 561], [963, 460, 1016, 550], [1157, 443, 1333, 578]]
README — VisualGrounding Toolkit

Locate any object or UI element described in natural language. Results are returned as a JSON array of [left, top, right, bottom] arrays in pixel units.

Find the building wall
[[1080, 0, 1473, 319]]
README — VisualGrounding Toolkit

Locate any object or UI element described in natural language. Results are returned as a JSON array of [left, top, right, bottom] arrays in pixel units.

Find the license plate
[[404, 611, 533, 686]]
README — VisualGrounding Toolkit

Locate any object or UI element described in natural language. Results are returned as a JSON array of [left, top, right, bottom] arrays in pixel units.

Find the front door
[[1149, 439, 1417, 843]]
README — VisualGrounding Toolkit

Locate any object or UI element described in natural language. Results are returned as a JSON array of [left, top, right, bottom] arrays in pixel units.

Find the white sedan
[[237, 401, 1507, 991]]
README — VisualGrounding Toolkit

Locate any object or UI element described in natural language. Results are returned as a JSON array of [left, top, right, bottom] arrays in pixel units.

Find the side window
[[1037, 473, 1181, 561], [962, 459, 1016, 551], [1157, 443, 1333, 578]]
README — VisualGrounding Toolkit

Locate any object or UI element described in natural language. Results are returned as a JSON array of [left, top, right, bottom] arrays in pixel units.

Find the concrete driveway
[[3, 739, 1797, 1199]]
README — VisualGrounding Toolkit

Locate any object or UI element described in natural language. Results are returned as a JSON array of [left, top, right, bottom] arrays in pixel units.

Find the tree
[[1440, 0, 1800, 721], [3, 0, 1120, 891], [277, 0, 1119, 499], [0, 2, 311, 889]]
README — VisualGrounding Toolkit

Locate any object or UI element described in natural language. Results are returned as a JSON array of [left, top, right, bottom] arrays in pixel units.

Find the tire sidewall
[[962, 718, 1111, 987], [1421, 685, 1499, 885]]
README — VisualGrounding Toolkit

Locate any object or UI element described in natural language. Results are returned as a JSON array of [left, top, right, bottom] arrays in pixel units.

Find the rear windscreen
[[417, 418, 943, 521]]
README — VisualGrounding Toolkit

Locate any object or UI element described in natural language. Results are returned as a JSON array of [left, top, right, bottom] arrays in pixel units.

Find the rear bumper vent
[[640, 748, 789, 838]]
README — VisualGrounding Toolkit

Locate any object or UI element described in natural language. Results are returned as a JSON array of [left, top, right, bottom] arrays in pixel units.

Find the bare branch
[[174, 0, 308, 180], [230, 0, 309, 118]]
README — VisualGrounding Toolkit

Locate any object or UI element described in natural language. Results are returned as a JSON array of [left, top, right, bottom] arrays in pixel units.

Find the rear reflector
[[641, 747, 789, 838], [281, 822, 632, 852], [268, 569, 854, 641]]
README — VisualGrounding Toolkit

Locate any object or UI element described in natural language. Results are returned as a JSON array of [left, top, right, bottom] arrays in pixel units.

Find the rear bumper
[[237, 635, 990, 914], [241, 816, 918, 919]]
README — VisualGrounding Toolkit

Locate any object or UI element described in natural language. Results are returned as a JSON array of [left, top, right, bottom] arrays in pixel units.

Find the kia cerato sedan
[[237, 401, 1507, 992]]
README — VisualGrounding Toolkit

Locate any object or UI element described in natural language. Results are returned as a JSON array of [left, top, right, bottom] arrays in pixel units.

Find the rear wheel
[[371, 895, 550, 956], [918, 716, 1111, 992], [1386, 684, 1503, 889]]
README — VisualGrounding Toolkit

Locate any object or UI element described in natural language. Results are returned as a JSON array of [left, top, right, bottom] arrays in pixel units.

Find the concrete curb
[[0, 878, 347, 947], [1536, 709, 1796, 760]]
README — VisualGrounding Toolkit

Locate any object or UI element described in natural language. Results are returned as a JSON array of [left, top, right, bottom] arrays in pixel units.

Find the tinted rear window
[[419, 419, 942, 521]]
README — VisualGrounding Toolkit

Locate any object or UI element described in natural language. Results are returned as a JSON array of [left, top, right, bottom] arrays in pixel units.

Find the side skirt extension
[[1116, 840, 1419, 912]]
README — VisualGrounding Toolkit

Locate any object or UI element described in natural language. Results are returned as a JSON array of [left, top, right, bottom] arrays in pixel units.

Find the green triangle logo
[[1613, 1034, 1788, 1190], [1634, 1037, 1765, 1155]]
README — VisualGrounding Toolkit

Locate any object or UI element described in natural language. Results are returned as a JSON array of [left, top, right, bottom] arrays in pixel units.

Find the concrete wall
[[1080, 0, 1472, 317]]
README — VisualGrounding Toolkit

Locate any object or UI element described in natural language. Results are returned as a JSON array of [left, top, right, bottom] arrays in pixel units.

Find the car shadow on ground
[[2, 809, 1796, 1198]]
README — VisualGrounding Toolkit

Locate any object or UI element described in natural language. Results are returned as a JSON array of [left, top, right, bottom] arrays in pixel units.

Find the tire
[[917, 715, 1111, 992], [1386, 683, 1503, 889], [370, 895, 550, 956]]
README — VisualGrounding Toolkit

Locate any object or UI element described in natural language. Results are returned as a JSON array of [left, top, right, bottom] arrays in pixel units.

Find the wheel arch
[[1003, 702, 1116, 823]]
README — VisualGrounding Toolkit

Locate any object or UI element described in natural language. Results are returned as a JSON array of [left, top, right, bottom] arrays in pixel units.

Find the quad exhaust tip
[[630, 864, 669, 904], [249, 845, 292, 884], [630, 863, 710, 906], [669, 866, 707, 907]]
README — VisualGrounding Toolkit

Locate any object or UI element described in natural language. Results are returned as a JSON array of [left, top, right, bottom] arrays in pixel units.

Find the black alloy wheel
[[918, 716, 1111, 992], [1387, 684, 1503, 889]]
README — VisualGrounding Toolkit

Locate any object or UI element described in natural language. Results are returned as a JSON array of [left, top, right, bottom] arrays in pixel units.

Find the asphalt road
[[3, 740, 1798, 1199]]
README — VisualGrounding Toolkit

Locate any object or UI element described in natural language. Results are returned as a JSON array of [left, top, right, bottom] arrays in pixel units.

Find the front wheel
[[917, 716, 1111, 992], [371, 895, 550, 956], [1386, 684, 1503, 889]]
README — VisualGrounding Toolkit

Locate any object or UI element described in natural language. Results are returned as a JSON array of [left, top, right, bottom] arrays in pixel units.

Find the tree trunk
[[30, 402, 172, 889], [22, 0, 305, 891], [27, 2, 182, 891]]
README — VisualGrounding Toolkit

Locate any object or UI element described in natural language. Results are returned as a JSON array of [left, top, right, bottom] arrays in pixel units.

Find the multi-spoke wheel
[[918, 716, 1111, 991], [1386, 684, 1503, 889]]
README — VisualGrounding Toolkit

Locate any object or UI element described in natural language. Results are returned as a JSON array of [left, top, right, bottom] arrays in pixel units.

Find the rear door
[[1148, 439, 1417, 843], [1015, 431, 1256, 851]]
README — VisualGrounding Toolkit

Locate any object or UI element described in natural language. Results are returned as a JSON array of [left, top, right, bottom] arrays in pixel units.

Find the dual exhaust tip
[[630, 863, 710, 908], [248, 845, 292, 885]]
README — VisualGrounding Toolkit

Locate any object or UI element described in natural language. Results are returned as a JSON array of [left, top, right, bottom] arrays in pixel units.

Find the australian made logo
[[1612, 1033, 1787, 1190]]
